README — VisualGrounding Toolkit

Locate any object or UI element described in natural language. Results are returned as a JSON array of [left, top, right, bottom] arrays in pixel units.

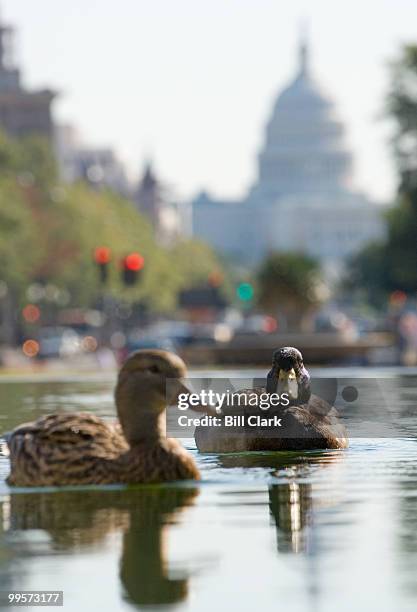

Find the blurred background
[[1, 0, 417, 370]]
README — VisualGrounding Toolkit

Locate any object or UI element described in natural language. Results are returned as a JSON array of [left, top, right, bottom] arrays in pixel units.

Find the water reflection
[[119, 487, 198, 606], [1, 487, 198, 607], [216, 450, 343, 554], [2, 376, 417, 611], [396, 475, 417, 597], [268, 482, 313, 553]]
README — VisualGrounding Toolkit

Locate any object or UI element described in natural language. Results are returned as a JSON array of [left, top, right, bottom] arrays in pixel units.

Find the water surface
[[0, 369, 416, 611]]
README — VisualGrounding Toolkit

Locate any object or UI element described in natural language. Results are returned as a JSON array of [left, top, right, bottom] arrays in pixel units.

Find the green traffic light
[[237, 282, 254, 301]]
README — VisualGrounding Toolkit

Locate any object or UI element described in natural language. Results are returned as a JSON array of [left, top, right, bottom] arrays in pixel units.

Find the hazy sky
[[3, 0, 417, 202]]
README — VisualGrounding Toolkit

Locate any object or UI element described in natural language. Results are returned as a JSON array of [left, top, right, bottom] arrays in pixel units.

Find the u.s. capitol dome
[[191, 38, 385, 275]]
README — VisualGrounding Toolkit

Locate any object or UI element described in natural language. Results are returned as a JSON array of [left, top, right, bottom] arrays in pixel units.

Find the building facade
[[0, 12, 55, 141], [191, 38, 385, 274]]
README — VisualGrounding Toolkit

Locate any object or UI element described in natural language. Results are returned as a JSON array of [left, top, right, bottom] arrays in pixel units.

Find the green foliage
[[37, 184, 157, 306], [387, 45, 417, 174], [0, 133, 58, 187], [257, 252, 324, 330], [0, 131, 225, 313], [348, 44, 417, 299], [258, 251, 322, 309], [348, 193, 417, 298], [346, 242, 388, 306], [384, 192, 417, 291], [0, 177, 39, 293]]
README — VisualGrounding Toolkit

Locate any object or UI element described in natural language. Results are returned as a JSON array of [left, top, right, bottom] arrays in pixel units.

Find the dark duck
[[194, 347, 348, 453]]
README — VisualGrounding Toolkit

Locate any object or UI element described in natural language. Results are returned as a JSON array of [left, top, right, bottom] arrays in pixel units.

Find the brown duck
[[195, 347, 348, 453], [5, 350, 200, 486]]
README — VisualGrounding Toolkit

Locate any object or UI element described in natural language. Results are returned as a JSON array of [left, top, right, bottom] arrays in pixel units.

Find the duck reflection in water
[[119, 487, 198, 606], [217, 450, 343, 554], [3, 486, 198, 607], [268, 481, 313, 554]]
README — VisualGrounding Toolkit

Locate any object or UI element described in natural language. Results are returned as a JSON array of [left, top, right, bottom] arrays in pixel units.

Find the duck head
[[115, 349, 190, 444], [266, 347, 311, 404]]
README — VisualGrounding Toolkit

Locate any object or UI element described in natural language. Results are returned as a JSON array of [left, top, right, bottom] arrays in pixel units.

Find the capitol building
[[191, 39, 385, 276]]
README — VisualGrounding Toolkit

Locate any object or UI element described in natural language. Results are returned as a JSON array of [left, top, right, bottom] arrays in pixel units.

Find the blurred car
[[144, 321, 195, 347], [314, 310, 359, 339], [235, 315, 278, 335], [37, 327, 82, 359]]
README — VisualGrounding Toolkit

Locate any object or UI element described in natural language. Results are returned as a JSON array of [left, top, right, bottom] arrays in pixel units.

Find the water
[[0, 369, 417, 611]]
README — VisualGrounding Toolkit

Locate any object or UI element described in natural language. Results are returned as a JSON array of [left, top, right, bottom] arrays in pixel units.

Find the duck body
[[6, 413, 198, 487], [194, 347, 348, 453], [5, 350, 200, 487], [195, 391, 348, 453]]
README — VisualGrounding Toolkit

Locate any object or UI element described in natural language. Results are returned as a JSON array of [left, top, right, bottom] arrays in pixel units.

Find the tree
[[348, 45, 417, 298], [0, 130, 227, 327], [0, 179, 39, 291], [346, 242, 388, 307], [387, 45, 417, 177], [257, 252, 325, 331]]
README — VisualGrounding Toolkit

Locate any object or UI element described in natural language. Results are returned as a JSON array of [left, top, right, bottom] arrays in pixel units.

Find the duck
[[194, 347, 348, 452], [5, 350, 200, 486]]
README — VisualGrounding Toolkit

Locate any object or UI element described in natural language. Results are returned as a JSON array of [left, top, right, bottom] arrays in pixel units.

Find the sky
[[2, 0, 417, 203]]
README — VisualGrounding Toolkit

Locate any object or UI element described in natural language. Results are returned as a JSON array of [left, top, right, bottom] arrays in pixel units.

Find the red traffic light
[[94, 247, 111, 264], [121, 252, 145, 286], [124, 252, 144, 271]]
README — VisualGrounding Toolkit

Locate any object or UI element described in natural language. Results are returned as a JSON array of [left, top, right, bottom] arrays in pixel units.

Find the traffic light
[[236, 282, 254, 302], [94, 247, 111, 284], [122, 252, 145, 286]]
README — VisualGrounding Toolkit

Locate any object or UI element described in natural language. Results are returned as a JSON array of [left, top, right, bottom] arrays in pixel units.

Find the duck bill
[[176, 378, 193, 398], [167, 378, 193, 405], [277, 368, 299, 401]]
